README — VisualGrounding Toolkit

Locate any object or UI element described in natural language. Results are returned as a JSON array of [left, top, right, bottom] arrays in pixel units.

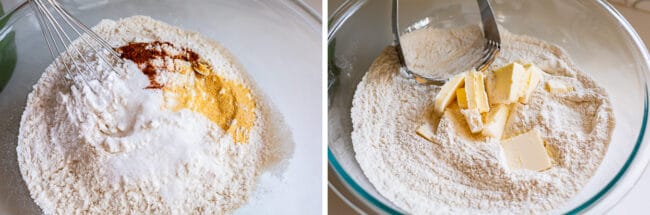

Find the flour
[[351, 25, 614, 214], [400, 26, 484, 80], [17, 16, 292, 214]]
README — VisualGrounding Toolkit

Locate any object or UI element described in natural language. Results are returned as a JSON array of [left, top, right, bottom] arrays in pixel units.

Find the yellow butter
[[456, 88, 468, 109], [500, 130, 553, 171], [461, 108, 483, 133], [519, 64, 544, 103], [481, 104, 510, 139], [545, 79, 574, 94], [486, 63, 527, 104], [465, 70, 490, 113], [434, 72, 466, 115]]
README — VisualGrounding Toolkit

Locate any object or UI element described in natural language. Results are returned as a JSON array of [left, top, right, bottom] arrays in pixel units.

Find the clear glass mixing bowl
[[0, 0, 321, 214], [328, 0, 650, 213]]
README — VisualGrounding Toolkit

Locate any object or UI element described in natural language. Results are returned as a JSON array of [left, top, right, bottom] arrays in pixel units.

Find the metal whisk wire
[[29, 0, 122, 88]]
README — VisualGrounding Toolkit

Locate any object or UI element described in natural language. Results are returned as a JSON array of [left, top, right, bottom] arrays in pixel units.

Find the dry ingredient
[[116, 41, 256, 143], [17, 16, 291, 214], [351, 25, 614, 214]]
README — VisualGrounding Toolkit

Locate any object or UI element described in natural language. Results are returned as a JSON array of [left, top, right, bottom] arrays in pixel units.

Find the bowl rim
[[327, 0, 650, 213]]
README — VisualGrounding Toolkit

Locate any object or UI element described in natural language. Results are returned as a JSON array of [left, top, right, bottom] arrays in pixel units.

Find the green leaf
[[0, 2, 18, 92]]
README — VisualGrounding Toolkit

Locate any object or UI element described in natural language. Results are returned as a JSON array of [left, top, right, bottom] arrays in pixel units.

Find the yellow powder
[[164, 62, 256, 143], [116, 41, 256, 143]]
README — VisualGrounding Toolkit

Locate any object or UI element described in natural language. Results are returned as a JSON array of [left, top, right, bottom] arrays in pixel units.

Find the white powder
[[401, 26, 484, 80], [17, 16, 292, 214], [351, 26, 614, 214]]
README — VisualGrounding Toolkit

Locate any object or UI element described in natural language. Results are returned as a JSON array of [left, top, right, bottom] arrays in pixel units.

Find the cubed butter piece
[[500, 130, 553, 171], [545, 79, 574, 94], [482, 104, 510, 139], [465, 70, 490, 113], [416, 121, 436, 142], [434, 72, 466, 115], [416, 114, 441, 142], [456, 88, 468, 109], [486, 63, 527, 104], [518, 64, 544, 103], [461, 108, 483, 133]]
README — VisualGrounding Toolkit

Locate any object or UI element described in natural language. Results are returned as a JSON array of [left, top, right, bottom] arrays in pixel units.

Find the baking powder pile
[[351, 26, 614, 214], [17, 16, 292, 214]]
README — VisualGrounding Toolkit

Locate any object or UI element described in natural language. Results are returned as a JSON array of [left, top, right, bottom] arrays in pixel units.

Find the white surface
[[609, 5, 650, 214], [304, 0, 322, 15]]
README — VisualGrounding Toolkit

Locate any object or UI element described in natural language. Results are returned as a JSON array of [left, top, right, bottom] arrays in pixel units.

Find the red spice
[[115, 41, 202, 89]]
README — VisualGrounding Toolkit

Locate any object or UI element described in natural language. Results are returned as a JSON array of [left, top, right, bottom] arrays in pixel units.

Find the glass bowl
[[328, 0, 650, 213], [0, 0, 321, 214]]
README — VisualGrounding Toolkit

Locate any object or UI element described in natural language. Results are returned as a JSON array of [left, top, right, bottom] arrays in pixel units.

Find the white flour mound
[[17, 16, 292, 214], [351, 26, 614, 214]]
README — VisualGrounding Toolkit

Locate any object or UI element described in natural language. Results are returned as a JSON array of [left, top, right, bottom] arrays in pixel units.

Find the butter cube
[[546, 79, 574, 94], [434, 72, 466, 115], [519, 64, 544, 103], [500, 130, 553, 171], [465, 70, 490, 113], [486, 63, 527, 104], [456, 88, 468, 109], [461, 109, 483, 133], [482, 104, 510, 139], [416, 121, 436, 142], [416, 114, 441, 142]]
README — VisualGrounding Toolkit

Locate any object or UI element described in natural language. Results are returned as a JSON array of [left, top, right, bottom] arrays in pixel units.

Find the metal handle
[[477, 0, 501, 44]]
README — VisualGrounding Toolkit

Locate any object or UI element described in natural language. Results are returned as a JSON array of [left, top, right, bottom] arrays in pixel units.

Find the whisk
[[29, 0, 122, 85]]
